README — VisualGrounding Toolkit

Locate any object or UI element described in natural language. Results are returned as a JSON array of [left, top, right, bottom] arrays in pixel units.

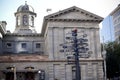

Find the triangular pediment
[[45, 6, 103, 21]]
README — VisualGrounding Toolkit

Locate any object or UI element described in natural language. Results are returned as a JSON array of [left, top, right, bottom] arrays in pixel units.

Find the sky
[[0, 0, 120, 33]]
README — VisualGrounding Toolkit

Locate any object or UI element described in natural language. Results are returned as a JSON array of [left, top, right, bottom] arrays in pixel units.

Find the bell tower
[[14, 2, 37, 34]]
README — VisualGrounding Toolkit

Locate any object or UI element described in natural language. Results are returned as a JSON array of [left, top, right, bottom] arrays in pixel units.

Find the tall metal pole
[[103, 53, 107, 80], [73, 29, 81, 80], [13, 65, 16, 80], [75, 50, 81, 80], [102, 37, 107, 80]]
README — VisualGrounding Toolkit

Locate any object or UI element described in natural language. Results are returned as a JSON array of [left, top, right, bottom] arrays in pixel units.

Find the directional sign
[[66, 37, 73, 40], [79, 53, 90, 58], [59, 50, 64, 52], [67, 56, 75, 64], [83, 34, 87, 37]]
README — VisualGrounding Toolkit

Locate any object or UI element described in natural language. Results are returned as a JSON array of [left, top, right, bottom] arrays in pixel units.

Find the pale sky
[[0, 0, 120, 33]]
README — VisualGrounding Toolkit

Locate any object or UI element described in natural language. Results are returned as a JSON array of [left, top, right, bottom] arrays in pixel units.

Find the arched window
[[16, 16, 20, 26], [16, 16, 18, 25], [23, 15, 28, 25], [31, 16, 34, 26]]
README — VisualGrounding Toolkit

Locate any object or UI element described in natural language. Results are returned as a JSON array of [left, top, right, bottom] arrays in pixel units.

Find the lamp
[[25, 66, 34, 70], [6, 65, 16, 80]]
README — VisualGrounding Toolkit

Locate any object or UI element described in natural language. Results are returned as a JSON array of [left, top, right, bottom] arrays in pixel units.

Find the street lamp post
[[6, 65, 16, 80], [102, 37, 107, 80], [102, 50, 107, 80], [38, 70, 45, 80], [38, 70, 41, 80], [13, 65, 16, 80]]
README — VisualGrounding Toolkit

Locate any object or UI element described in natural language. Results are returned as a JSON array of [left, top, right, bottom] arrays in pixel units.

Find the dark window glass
[[23, 15, 28, 25], [72, 66, 76, 80], [6, 43, 12, 48], [31, 16, 34, 26], [36, 43, 41, 48], [21, 43, 27, 48]]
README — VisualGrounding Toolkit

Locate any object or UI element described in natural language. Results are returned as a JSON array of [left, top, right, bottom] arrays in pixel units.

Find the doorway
[[6, 72, 14, 80], [25, 72, 35, 80], [5, 72, 35, 80]]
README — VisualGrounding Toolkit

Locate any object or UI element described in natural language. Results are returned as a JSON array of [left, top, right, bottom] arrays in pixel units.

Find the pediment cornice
[[45, 6, 103, 21], [41, 6, 103, 35]]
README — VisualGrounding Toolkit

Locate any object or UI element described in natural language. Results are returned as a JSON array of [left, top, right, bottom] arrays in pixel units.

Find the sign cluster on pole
[[60, 28, 91, 80]]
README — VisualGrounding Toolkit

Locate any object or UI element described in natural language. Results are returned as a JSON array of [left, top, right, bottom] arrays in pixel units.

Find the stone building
[[0, 2, 103, 80]]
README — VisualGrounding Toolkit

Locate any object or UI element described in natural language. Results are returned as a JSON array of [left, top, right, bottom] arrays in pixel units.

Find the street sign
[[79, 53, 90, 58]]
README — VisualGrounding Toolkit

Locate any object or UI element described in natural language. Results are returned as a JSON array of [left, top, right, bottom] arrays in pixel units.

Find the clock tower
[[14, 2, 37, 34]]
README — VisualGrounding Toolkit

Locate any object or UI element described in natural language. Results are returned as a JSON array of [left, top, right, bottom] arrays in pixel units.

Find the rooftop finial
[[25, 1, 27, 5]]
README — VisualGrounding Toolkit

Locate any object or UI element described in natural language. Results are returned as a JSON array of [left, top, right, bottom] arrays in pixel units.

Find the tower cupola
[[14, 1, 37, 34], [17, 1, 35, 13]]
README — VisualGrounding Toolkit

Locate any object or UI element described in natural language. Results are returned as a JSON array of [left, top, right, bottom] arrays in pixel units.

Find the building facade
[[100, 16, 114, 42], [110, 4, 120, 41], [0, 3, 103, 80]]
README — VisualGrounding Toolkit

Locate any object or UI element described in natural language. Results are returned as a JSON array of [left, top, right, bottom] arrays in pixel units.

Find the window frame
[[23, 15, 28, 26], [36, 43, 41, 48], [21, 43, 27, 48], [6, 42, 12, 48]]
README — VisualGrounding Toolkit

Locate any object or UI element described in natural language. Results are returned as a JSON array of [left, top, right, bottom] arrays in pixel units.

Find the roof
[[0, 21, 7, 35], [41, 6, 103, 35], [17, 2, 34, 12], [45, 6, 103, 20], [110, 4, 120, 15]]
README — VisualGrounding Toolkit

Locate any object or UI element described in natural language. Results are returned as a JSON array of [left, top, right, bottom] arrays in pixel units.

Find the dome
[[17, 2, 34, 12]]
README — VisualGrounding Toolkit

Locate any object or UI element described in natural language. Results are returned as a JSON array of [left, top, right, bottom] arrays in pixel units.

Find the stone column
[[89, 28, 96, 58], [65, 65, 72, 80], [53, 27, 59, 60], [47, 27, 54, 60], [95, 28, 102, 58], [97, 62, 104, 80], [58, 27, 65, 59], [60, 64, 66, 80], [87, 63, 93, 80], [48, 64, 54, 80]]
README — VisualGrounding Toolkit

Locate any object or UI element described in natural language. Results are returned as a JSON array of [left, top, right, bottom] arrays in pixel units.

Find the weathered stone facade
[[0, 3, 103, 80]]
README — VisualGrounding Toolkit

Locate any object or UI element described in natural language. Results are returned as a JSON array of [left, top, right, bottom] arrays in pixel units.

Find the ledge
[[0, 54, 49, 62], [0, 54, 103, 62]]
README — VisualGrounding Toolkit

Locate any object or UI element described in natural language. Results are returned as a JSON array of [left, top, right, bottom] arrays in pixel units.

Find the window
[[21, 43, 27, 48], [29, 16, 34, 26], [31, 16, 34, 26], [23, 15, 28, 25], [72, 66, 76, 80], [16, 16, 18, 25], [113, 9, 120, 19], [6, 43, 12, 48], [16, 16, 20, 26], [36, 43, 41, 48]]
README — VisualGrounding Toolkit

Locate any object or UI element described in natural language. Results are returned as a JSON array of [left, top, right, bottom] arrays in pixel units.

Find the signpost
[[60, 28, 91, 80]]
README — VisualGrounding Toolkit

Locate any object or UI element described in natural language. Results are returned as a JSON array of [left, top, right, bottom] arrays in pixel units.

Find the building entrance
[[6, 72, 14, 80], [25, 72, 35, 80], [5, 72, 35, 80]]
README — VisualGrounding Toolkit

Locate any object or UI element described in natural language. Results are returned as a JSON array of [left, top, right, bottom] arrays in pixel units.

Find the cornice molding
[[4, 33, 42, 37], [45, 18, 102, 22], [0, 58, 103, 63], [45, 6, 103, 20]]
